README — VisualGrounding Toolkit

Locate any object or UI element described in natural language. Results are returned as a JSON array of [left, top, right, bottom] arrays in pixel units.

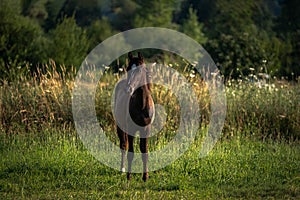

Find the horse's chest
[[130, 89, 144, 109]]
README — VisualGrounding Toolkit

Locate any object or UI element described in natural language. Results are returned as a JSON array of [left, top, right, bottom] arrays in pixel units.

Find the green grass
[[1, 130, 299, 199]]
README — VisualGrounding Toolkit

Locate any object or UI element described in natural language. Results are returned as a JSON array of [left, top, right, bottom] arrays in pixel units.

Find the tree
[[109, 0, 139, 31], [60, 0, 105, 27], [276, 0, 300, 78], [180, 7, 207, 45], [87, 17, 116, 49], [176, 0, 216, 25], [0, 0, 48, 76], [22, 0, 49, 25], [44, 0, 67, 31], [133, 0, 177, 29], [48, 16, 90, 69], [203, 0, 283, 78]]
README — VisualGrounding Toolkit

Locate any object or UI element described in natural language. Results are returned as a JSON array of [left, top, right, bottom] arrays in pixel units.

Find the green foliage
[[279, 0, 300, 32], [133, 0, 177, 29], [58, 0, 103, 26], [204, 0, 283, 78], [48, 16, 90, 69], [0, 0, 48, 77], [0, 0, 299, 79], [87, 17, 116, 49], [276, 0, 300, 78], [109, 0, 139, 30], [23, 0, 49, 25], [207, 28, 283, 78], [177, 0, 216, 24], [44, 0, 67, 30], [180, 7, 207, 44], [212, 0, 255, 35]]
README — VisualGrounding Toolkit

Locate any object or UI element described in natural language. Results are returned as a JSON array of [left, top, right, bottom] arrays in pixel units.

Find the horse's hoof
[[142, 173, 148, 182], [121, 167, 126, 173], [127, 173, 131, 181]]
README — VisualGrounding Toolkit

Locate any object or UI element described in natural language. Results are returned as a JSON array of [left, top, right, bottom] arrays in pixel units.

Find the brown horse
[[114, 52, 155, 182]]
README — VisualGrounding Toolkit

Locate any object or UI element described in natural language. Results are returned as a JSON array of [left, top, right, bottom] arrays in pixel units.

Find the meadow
[[0, 62, 299, 199]]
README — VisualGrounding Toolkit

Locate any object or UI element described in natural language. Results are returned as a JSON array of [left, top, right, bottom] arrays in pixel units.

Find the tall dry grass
[[0, 61, 299, 142], [0, 62, 74, 133], [225, 77, 300, 140]]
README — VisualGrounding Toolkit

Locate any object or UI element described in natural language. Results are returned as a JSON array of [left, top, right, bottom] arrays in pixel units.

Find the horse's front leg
[[140, 126, 150, 182], [117, 126, 127, 173], [127, 135, 134, 180]]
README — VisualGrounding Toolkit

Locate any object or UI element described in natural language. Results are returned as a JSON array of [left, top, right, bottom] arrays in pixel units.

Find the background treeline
[[0, 0, 299, 80]]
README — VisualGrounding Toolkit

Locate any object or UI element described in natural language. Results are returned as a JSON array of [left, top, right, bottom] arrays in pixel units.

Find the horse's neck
[[138, 67, 151, 90]]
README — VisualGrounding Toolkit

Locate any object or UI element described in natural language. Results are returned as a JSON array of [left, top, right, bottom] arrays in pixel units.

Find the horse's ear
[[128, 52, 133, 60], [138, 52, 144, 62]]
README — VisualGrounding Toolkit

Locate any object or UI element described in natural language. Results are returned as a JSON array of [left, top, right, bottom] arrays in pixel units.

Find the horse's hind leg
[[127, 135, 134, 180], [117, 126, 127, 173], [140, 126, 150, 182]]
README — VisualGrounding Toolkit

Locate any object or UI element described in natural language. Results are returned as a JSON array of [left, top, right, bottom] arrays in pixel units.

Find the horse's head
[[126, 52, 148, 95], [127, 52, 144, 72]]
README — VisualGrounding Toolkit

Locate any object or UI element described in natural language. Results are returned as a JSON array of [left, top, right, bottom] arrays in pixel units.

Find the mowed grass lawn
[[0, 130, 299, 199]]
